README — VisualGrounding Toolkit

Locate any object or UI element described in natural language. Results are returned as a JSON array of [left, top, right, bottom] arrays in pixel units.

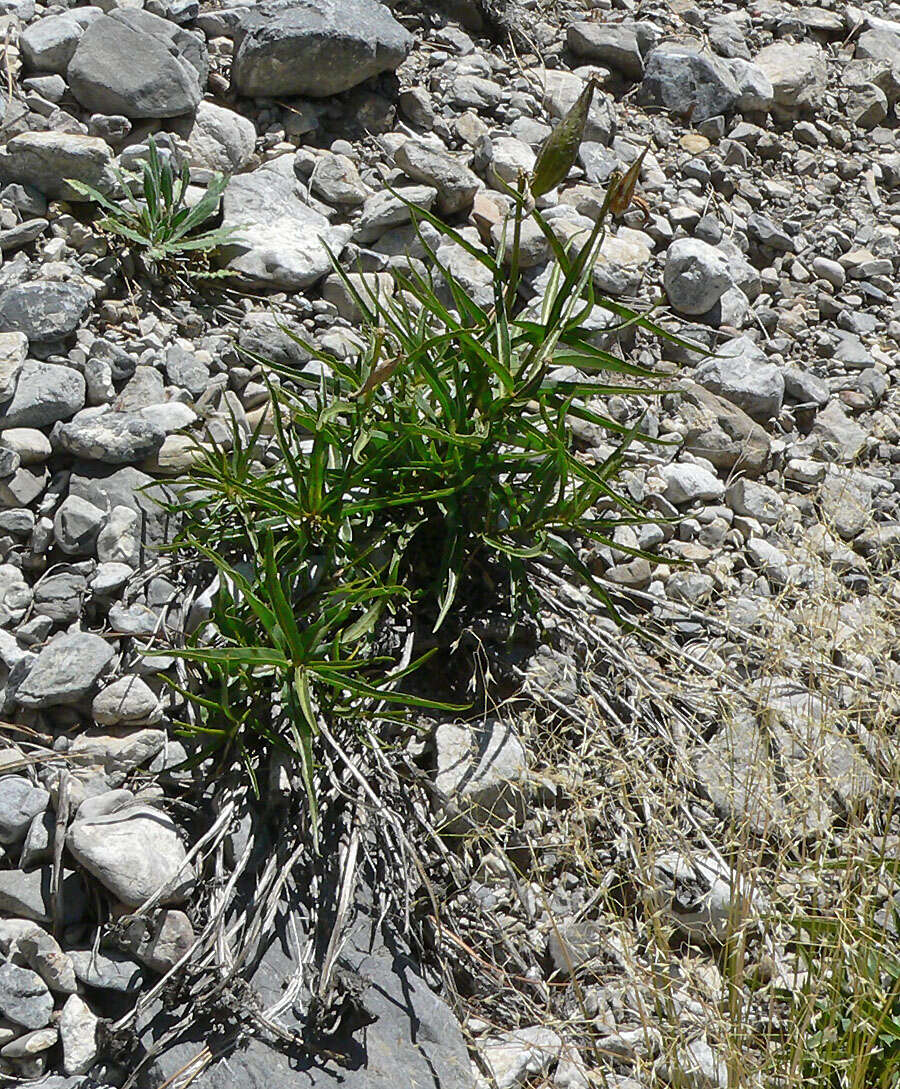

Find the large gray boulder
[[143, 917, 475, 1089], [67, 9, 208, 118], [221, 155, 352, 289], [639, 45, 740, 121], [0, 132, 116, 200], [231, 0, 413, 98]]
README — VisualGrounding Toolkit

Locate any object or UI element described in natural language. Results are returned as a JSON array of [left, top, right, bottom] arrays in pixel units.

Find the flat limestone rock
[[220, 156, 352, 289]]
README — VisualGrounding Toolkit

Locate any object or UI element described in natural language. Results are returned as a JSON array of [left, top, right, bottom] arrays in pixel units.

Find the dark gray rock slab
[[231, 0, 413, 98]]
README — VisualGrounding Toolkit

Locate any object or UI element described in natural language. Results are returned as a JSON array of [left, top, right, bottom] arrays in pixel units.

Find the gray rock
[[0, 777, 49, 844], [666, 570, 715, 604], [33, 571, 88, 624], [53, 495, 105, 555], [479, 1027, 561, 1089], [726, 478, 784, 525], [726, 58, 775, 113], [0, 563, 32, 625], [0, 282, 92, 344], [0, 361, 86, 430], [754, 41, 827, 115], [591, 228, 652, 295], [164, 344, 208, 398], [68, 732, 162, 795], [173, 100, 256, 174], [394, 140, 480, 216], [69, 465, 171, 548], [354, 184, 437, 244], [238, 312, 311, 368], [485, 134, 536, 188], [0, 869, 87, 924], [639, 46, 740, 121], [58, 995, 97, 1076], [20, 9, 102, 75], [811, 256, 845, 288], [0, 464, 47, 509], [664, 238, 733, 315], [856, 28, 900, 66], [0, 424, 49, 463], [847, 82, 888, 128], [145, 932, 473, 1089], [92, 676, 161, 726], [68, 948, 144, 993], [322, 271, 394, 323], [231, 0, 413, 98], [68, 793, 194, 907], [748, 213, 794, 252], [17, 928, 77, 994], [0, 964, 53, 1030], [221, 156, 352, 288], [0, 1023, 58, 1058], [531, 67, 616, 145], [15, 632, 114, 709], [678, 382, 770, 477], [812, 400, 867, 462], [53, 410, 165, 464], [567, 21, 647, 79], [308, 152, 369, 207], [119, 908, 193, 973], [108, 602, 159, 635], [434, 718, 527, 832], [649, 851, 758, 944], [67, 9, 208, 119], [0, 132, 116, 201], [819, 469, 873, 540], [708, 15, 750, 59], [695, 336, 785, 422], [547, 920, 603, 974]]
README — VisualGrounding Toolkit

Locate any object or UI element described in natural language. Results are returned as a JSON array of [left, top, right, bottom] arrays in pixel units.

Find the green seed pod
[[530, 77, 597, 198]]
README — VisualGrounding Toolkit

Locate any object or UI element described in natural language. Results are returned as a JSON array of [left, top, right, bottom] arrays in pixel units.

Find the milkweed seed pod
[[530, 76, 598, 198]]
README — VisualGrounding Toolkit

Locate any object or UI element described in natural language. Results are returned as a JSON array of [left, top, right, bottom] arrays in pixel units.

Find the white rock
[[435, 718, 528, 832], [480, 1027, 562, 1089], [0, 132, 116, 200], [58, 995, 98, 1075], [221, 156, 352, 289], [664, 239, 732, 315], [68, 792, 194, 907], [649, 851, 760, 944], [0, 333, 28, 402], [695, 336, 785, 422], [176, 100, 256, 174], [754, 41, 827, 115], [658, 463, 725, 505]]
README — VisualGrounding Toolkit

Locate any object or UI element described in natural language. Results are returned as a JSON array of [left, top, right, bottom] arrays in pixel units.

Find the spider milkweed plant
[[156, 99, 696, 833]]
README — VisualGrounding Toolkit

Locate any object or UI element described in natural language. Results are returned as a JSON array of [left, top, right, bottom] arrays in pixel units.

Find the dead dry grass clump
[[435, 560, 900, 1088]]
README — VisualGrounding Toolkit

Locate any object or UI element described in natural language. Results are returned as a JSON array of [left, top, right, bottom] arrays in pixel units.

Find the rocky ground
[[0, 0, 898, 1085]]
